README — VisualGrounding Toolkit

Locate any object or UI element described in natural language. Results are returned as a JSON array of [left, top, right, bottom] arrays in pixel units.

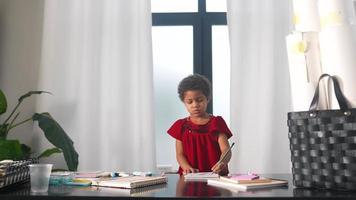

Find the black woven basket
[[0, 158, 38, 189], [288, 74, 356, 190]]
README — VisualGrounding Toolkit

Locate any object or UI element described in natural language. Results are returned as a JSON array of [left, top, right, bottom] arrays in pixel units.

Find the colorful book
[[90, 176, 167, 189], [207, 178, 288, 191], [184, 172, 219, 182]]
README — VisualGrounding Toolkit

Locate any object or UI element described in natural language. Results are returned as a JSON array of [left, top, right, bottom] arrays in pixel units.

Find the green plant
[[0, 90, 78, 171]]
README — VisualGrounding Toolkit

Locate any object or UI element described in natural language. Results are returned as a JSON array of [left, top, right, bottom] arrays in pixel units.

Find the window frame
[[152, 0, 227, 112]]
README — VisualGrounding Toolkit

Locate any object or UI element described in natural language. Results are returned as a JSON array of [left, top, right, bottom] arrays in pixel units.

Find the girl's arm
[[211, 133, 231, 175], [176, 140, 199, 174]]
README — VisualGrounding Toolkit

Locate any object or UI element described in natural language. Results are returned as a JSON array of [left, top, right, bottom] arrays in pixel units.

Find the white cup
[[29, 164, 53, 193]]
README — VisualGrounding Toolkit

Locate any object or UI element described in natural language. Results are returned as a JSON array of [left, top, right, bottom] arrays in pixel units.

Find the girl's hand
[[211, 162, 227, 175], [182, 167, 199, 175]]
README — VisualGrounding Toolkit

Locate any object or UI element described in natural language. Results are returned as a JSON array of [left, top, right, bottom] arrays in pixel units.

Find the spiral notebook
[[94, 182, 167, 196], [91, 176, 167, 189]]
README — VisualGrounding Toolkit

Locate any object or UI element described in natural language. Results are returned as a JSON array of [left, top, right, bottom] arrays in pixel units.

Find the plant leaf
[[38, 147, 62, 159], [0, 124, 9, 139], [33, 112, 79, 171], [0, 89, 7, 115], [0, 140, 25, 160], [18, 91, 51, 103], [21, 143, 31, 159]]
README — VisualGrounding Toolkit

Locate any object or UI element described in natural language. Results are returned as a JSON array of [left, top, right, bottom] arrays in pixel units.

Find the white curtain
[[227, 0, 293, 173], [34, 0, 156, 171]]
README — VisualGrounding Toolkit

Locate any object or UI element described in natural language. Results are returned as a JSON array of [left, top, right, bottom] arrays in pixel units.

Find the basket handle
[[309, 73, 349, 111]]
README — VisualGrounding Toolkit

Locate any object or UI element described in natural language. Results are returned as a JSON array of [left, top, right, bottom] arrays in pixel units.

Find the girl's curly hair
[[178, 74, 211, 101]]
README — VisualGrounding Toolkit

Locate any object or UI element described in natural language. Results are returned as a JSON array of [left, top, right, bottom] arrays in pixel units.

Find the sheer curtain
[[34, 0, 155, 171], [227, 0, 293, 173]]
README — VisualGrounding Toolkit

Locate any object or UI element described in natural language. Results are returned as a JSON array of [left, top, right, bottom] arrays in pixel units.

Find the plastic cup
[[29, 164, 53, 193]]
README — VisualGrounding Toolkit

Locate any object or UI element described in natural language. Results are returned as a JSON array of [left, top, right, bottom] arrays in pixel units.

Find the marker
[[211, 142, 235, 173]]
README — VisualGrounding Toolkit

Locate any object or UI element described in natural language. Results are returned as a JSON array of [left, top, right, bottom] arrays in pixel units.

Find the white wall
[[0, 0, 44, 145]]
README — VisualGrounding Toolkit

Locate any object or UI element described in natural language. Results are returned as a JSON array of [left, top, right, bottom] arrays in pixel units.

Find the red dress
[[167, 115, 233, 175]]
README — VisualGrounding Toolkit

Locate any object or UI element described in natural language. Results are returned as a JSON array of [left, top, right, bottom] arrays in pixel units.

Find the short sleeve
[[167, 119, 185, 141], [209, 116, 233, 139]]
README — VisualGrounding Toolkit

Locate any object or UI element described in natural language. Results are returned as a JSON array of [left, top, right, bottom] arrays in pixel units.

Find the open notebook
[[91, 176, 167, 189], [184, 172, 219, 182]]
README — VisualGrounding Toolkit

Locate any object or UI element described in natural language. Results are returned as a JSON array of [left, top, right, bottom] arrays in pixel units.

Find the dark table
[[1, 174, 356, 199]]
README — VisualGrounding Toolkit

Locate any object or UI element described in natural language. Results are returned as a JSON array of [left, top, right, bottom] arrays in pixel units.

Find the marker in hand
[[211, 142, 235, 174]]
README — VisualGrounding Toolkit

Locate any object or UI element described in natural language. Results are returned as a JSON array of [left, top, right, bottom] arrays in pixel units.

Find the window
[[152, 0, 230, 171], [151, 0, 198, 12]]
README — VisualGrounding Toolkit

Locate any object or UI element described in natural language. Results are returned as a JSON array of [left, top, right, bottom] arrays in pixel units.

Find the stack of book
[[207, 174, 288, 191]]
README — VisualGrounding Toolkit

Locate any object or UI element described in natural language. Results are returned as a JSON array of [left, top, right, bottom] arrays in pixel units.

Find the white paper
[[318, 0, 349, 28], [293, 0, 320, 31], [319, 25, 356, 108], [286, 32, 327, 111]]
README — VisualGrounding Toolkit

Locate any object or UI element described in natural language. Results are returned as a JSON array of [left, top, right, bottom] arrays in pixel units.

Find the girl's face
[[183, 90, 209, 118]]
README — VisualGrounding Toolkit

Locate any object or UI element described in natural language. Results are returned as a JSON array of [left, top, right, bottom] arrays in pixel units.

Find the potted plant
[[0, 90, 78, 171]]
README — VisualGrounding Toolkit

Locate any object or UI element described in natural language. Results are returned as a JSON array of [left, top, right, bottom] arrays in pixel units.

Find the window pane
[[212, 25, 230, 126], [353, 1, 356, 25], [206, 0, 227, 12], [151, 0, 198, 13], [152, 26, 193, 170]]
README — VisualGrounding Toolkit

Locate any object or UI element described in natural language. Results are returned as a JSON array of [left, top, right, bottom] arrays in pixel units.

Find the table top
[[1, 174, 356, 199]]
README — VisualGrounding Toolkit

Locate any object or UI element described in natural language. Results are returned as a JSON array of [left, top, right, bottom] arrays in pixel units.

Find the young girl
[[167, 74, 233, 175]]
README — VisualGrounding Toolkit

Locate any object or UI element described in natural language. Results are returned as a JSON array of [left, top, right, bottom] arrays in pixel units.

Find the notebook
[[184, 172, 219, 182], [75, 171, 110, 178], [93, 182, 167, 196], [207, 178, 288, 191], [220, 175, 272, 184], [91, 176, 167, 189]]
